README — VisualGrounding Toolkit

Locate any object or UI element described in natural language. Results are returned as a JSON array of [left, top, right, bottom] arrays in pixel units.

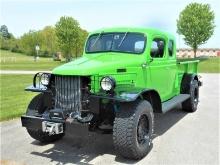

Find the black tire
[[113, 100, 154, 160], [182, 79, 199, 112], [26, 93, 52, 116], [26, 94, 64, 143]]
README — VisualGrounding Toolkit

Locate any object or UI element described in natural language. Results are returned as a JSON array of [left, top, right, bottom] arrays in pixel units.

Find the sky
[[0, 0, 219, 48]]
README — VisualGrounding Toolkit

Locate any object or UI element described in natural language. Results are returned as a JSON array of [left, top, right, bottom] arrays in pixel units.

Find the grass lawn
[[198, 57, 220, 73], [0, 74, 36, 121], [0, 50, 64, 71]]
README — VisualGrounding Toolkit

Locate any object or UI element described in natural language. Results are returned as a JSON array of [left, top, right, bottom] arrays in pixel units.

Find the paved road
[[1, 74, 219, 165], [0, 70, 50, 74]]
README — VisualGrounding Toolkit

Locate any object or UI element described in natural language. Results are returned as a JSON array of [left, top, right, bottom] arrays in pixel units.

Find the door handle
[[142, 63, 147, 68]]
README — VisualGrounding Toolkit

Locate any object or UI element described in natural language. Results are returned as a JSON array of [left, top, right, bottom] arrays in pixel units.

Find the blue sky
[[0, 0, 219, 48]]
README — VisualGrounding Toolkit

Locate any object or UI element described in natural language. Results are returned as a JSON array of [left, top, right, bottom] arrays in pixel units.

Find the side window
[[150, 38, 165, 58], [168, 40, 174, 56]]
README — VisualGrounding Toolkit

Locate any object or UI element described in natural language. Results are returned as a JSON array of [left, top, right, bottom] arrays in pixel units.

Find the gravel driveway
[[0, 74, 219, 165]]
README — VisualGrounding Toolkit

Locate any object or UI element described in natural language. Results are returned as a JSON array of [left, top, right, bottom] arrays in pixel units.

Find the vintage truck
[[21, 27, 202, 160]]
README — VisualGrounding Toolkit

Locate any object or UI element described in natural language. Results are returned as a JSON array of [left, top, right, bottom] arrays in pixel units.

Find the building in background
[[177, 48, 220, 58]]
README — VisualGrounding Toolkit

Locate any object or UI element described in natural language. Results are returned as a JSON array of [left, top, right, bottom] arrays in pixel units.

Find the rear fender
[[181, 73, 201, 94]]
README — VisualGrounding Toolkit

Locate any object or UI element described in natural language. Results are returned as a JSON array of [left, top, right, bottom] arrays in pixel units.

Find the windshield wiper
[[118, 32, 128, 48], [91, 31, 104, 48]]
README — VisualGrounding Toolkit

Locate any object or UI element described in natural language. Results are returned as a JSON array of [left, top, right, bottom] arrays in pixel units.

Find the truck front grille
[[55, 75, 81, 112]]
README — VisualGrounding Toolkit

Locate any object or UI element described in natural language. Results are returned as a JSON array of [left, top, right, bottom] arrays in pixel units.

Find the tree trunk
[[75, 45, 78, 59], [192, 44, 198, 58], [193, 48, 197, 58], [65, 51, 71, 62]]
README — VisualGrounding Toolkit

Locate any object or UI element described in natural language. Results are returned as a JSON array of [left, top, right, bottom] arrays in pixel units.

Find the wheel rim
[[137, 115, 149, 145], [194, 87, 199, 103]]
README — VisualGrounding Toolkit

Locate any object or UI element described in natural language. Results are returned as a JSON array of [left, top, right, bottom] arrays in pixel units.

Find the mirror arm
[[149, 58, 153, 62]]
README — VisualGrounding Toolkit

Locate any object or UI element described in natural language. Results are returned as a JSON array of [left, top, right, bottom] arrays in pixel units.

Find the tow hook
[[67, 111, 94, 124]]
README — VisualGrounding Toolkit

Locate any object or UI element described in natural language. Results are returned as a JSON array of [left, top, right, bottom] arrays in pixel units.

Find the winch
[[42, 121, 63, 135]]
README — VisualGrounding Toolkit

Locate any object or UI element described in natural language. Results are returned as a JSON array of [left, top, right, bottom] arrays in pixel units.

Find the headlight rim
[[40, 73, 51, 86], [100, 76, 116, 91]]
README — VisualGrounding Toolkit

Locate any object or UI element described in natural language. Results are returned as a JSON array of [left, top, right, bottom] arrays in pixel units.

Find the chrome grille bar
[[55, 75, 81, 113]]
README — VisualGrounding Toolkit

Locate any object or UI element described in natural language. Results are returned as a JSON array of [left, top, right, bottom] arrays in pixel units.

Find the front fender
[[25, 85, 48, 92], [25, 72, 51, 92], [90, 87, 154, 102]]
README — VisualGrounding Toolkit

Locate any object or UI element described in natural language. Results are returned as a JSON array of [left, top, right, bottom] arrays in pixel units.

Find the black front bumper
[[21, 115, 64, 130]]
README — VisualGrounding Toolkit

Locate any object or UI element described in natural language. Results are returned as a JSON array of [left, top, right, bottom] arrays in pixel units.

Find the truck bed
[[177, 56, 209, 63], [177, 59, 200, 74]]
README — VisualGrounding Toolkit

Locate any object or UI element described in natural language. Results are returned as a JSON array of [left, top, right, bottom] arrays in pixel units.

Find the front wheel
[[113, 100, 154, 160], [25, 94, 64, 143]]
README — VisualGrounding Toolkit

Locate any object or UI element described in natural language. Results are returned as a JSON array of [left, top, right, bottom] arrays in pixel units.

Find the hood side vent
[[117, 68, 127, 73]]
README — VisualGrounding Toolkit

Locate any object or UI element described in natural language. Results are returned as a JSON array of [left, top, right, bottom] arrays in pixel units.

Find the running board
[[162, 94, 190, 113]]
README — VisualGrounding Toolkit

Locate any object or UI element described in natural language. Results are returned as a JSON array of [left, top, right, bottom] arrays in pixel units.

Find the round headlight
[[41, 73, 50, 86], [100, 76, 115, 91]]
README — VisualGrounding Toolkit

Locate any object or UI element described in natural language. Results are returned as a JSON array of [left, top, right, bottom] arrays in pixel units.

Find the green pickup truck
[[21, 27, 202, 160]]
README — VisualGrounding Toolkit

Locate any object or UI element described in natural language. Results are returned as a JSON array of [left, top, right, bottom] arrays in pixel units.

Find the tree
[[75, 29, 88, 57], [0, 25, 11, 39], [177, 3, 215, 57], [0, 25, 16, 50], [18, 27, 58, 57], [55, 16, 80, 61], [19, 30, 42, 56], [40, 26, 58, 56]]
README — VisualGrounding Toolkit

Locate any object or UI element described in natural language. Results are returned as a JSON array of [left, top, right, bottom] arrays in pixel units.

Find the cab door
[[166, 39, 177, 99], [147, 36, 176, 101]]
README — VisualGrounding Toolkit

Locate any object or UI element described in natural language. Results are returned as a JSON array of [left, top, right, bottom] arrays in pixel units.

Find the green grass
[[0, 74, 36, 121], [0, 50, 64, 71], [198, 57, 220, 73]]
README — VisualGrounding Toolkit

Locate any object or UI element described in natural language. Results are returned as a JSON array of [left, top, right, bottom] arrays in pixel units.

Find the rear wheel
[[182, 79, 199, 112], [113, 100, 154, 160], [26, 94, 64, 143]]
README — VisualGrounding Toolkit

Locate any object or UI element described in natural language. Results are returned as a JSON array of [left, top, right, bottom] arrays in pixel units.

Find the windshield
[[85, 32, 146, 54]]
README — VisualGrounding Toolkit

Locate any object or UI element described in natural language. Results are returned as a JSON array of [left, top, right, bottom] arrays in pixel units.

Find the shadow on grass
[[30, 106, 187, 165]]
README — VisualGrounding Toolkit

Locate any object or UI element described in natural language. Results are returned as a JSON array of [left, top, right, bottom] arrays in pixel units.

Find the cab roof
[[90, 27, 175, 40]]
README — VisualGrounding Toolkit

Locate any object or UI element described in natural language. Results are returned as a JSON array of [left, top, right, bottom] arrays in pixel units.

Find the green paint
[[52, 27, 199, 102]]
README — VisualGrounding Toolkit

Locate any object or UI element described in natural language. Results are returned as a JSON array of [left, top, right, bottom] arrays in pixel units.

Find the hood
[[52, 52, 144, 75]]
